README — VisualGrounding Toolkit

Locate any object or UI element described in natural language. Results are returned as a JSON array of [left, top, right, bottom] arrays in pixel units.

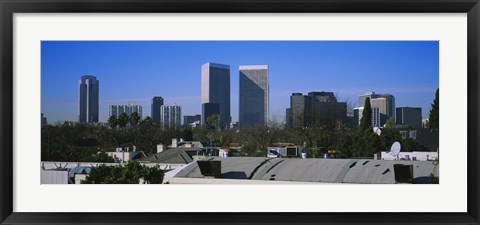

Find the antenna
[[390, 142, 401, 159], [373, 127, 382, 136]]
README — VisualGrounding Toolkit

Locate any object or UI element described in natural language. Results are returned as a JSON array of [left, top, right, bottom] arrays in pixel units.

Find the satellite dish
[[373, 127, 382, 136], [390, 142, 401, 158]]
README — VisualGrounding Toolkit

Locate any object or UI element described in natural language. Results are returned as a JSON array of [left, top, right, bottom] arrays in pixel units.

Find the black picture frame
[[1, 0, 479, 224]]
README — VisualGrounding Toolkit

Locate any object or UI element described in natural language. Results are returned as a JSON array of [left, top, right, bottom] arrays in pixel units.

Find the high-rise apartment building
[[358, 91, 395, 126], [109, 104, 143, 119], [160, 105, 182, 130], [201, 62, 231, 129], [78, 75, 99, 123], [396, 107, 422, 128], [239, 65, 269, 128], [151, 96, 164, 125]]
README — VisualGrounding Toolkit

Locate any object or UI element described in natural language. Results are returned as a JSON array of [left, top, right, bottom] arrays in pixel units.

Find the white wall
[[381, 151, 438, 161]]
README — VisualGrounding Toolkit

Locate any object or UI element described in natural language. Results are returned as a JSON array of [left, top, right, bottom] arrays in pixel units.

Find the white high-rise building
[[109, 104, 143, 119], [239, 65, 269, 128], [160, 105, 182, 130]]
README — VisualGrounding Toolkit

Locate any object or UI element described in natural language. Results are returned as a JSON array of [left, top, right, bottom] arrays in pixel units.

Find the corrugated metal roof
[[174, 157, 439, 184]]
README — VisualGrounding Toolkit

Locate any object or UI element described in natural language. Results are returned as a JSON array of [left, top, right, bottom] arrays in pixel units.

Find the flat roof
[[203, 62, 230, 69], [239, 65, 268, 70]]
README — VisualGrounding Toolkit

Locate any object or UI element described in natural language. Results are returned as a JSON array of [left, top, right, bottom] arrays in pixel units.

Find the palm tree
[[118, 113, 129, 129], [130, 112, 140, 127], [108, 115, 118, 129]]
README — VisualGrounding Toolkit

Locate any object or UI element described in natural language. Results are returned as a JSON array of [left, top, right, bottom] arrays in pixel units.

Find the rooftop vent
[[197, 160, 221, 178], [393, 164, 413, 184]]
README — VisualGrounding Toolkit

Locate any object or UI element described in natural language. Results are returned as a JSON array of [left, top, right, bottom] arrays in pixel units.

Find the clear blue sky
[[41, 41, 439, 124]]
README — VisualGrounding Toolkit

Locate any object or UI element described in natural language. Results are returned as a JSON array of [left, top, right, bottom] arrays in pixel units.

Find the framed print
[[1, 0, 479, 224]]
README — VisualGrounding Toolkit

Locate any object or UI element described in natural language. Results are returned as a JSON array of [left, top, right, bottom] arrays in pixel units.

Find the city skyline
[[41, 41, 439, 124]]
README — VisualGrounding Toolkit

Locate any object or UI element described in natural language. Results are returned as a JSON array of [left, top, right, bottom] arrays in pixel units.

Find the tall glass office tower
[[151, 96, 164, 125], [239, 65, 269, 128], [201, 62, 231, 129], [78, 75, 99, 123]]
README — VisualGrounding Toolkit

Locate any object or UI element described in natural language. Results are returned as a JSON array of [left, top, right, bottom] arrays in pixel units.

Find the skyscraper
[[201, 62, 231, 129], [358, 91, 395, 126], [288, 91, 346, 128], [289, 93, 311, 128], [396, 107, 422, 128], [151, 96, 164, 125], [78, 75, 99, 123], [239, 65, 269, 128], [202, 103, 220, 125]]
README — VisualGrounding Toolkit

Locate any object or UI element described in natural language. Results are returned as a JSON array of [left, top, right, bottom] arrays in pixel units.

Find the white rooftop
[[239, 65, 268, 70]]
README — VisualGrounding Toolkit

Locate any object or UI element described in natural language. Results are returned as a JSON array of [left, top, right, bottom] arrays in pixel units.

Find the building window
[[400, 131, 407, 139], [409, 130, 417, 140]]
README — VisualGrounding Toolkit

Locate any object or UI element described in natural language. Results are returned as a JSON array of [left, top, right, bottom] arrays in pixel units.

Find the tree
[[81, 161, 164, 184], [108, 116, 118, 129], [360, 97, 372, 130], [140, 116, 153, 126], [384, 117, 396, 128], [378, 128, 401, 151], [143, 165, 165, 184], [130, 112, 140, 127], [205, 114, 220, 132], [428, 88, 439, 130], [118, 113, 129, 129], [400, 137, 430, 152]]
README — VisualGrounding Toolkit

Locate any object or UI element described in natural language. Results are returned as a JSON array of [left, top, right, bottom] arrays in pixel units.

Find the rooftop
[[173, 157, 438, 184], [239, 65, 268, 70]]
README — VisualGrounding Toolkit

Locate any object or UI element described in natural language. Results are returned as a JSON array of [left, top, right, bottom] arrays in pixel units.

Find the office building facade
[[78, 75, 99, 123], [286, 108, 292, 128], [289, 93, 311, 128], [184, 115, 201, 126], [353, 106, 381, 128], [358, 91, 395, 126], [151, 96, 164, 125], [308, 92, 347, 125], [239, 65, 269, 128], [201, 62, 231, 129], [287, 91, 346, 128], [202, 103, 220, 126], [396, 107, 422, 128]]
